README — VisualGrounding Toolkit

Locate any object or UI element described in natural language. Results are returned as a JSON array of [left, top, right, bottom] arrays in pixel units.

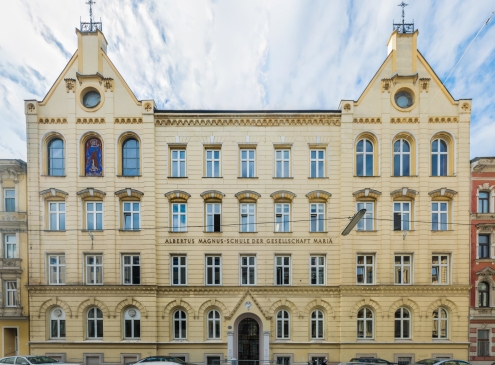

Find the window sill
[[274, 231, 293, 234], [203, 231, 223, 234], [431, 230, 454, 233], [43, 230, 66, 233], [356, 338, 375, 342], [356, 230, 378, 233], [41, 175, 66, 177], [202, 176, 223, 179], [390, 175, 419, 178], [168, 176, 188, 179], [354, 175, 380, 178], [309, 231, 328, 234], [169, 230, 188, 233], [116, 175, 142, 177], [81, 230, 104, 233], [118, 229, 141, 232], [238, 177, 258, 179], [273, 177, 294, 179], [430, 175, 456, 178], [394, 338, 413, 342], [308, 177, 329, 179], [476, 259, 495, 262], [79, 175, 105, 178], [239, 231, 258, 234]]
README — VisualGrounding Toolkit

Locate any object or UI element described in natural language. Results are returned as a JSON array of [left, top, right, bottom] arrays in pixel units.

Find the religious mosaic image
[[85, 138, 103, 176]]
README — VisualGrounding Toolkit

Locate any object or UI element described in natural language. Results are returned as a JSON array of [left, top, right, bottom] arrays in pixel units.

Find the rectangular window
[[479, 192, 490, 213], [206, 203, 221, 232], [394, 255, 411, 284], [275, 203, 290, 232], [431, 255, 449, 284], [357, 255, 374, 284], [123, 202, 140, 230], [86, 255, 103, 285], [206, 150, 221, 177], [275, 149, 290, 177], [310, 203, 325, 232], [275, 256, 290, 285], [5, 281, 17, 307], [393, 202, 410, 231], [310, 149, 325, 178], [49, 202, 66, 230], [86, 202, 103, 230], [357, 202, 374, 231], [205, 256, 221, 285], [431, 202, 448, 231], [240, 255, 256, 285], [172, 203, 187, 232], [123, 255, 140, 285], [4, 234, 16, 258], [4, 189, 15, 212], [397, 357, 412, 365], [48, 254, 66, 285], [479, 235, 490, 259], [240, 149, 256, 177], [478, 329, 490, 356], [172, 255, 187, 285], [276, 357, 291, 365], [310, 256, 325, 285], [171, 150, 186, 177], [240, 203, 256, 232]]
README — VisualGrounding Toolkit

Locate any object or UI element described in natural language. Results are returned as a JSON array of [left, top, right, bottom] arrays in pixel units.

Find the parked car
[[0, 356, 79, 365], [126, 357, 186, 365], [415, 359, 470, 365], [349, 359, 394, 365]]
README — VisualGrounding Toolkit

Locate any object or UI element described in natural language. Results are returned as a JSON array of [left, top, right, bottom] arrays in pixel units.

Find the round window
[[394, 90, 414, 109], [82, 90, 101, 108]]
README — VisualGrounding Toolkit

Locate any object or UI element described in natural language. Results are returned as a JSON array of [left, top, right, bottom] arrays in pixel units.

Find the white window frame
[[431, 202, 448, 231], [206, 203, 221, 232], [431, 254, 449, 284], [86, 201, 103, 230], [205, 255, 222, 286], [205, 149, 221, 178], [310, 255, 325, 285], [240, 255, 256, 286], [275, 203, 290, 232], [123, 202, 140, 230], [171, 149, 187, 177], [432, 307, 448, 339], [86, 254, 103, 285], [310, 203, 325, 232], [240, 203, 256, 232], [240, 149, 256, 178], [124, 307, 141, 339], [87, 307, 103, 339], [356, 254, 374, 285], [478, 190, 492, 213], [122, 254, 140, 285], [207, 309, 221, 339], [478, 234, 491, 259], [275, 149, 290, 178], [393, 201, 410, 231], [357, 202, 374, 231], [4, 234, 16, 259], [49, 202, 66, 231], [4, 189, 15, 212], [431, 138, 448, 177], [276, 310, 290, 339], [393, 139, 411, 177], [310, 310, 324, 339], [275, 255, 291, 286], [172, 203, 187, 232], [356, 138, 374, 176], [172, 255, 187, 286], [357, 307, 374, 339], [394, 307, 411, 339], [310, 149, 325, 178], [394, 255, 411, 285], [5, 281, 17, 307], [173, 310, 187, 339], [48, 254, 66, 285], [50, 307, 66, 339]]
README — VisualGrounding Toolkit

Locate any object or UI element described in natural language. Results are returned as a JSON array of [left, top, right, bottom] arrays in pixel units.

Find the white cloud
[[1, 0, 494, 159]]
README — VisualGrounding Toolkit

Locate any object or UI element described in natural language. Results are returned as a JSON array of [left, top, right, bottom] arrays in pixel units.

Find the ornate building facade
[[0, 159, 29, 356], [25, 22, 471, 365], [469, 157, 495, 364]]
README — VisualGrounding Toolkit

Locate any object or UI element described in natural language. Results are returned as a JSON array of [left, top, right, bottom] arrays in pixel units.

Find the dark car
[[414, 359, 470, 365], [126, 357, 186, 365], [349, 359, 394, 365]]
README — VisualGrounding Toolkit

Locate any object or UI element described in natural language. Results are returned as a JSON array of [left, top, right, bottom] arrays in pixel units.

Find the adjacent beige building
[[25, 21, 471, 365]]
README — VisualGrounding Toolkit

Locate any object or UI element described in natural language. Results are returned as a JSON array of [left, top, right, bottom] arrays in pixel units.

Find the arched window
[[174, 310, 187, 339], [310, 310, 324, 339], [357, 308, 373, 339], [124, 308, 141, 339], [50, 307, 66, 339], [479, 282, 490, 307], [122, 138, 140, 176], [276, 310, 290, 339], [393, 139, 410, 176], [207, 310, 221, 339], [356, 139, 374, 176], [84, 137, 103, 176], [432, 308, 448, 339], [431, 139, 448, 176], [394, 307, 411, 339], [87, 307, 103, 339], [48, 138, 65, 176]]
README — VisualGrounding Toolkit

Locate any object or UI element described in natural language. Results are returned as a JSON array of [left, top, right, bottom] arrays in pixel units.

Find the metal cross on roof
[[80, 0, 102, 33], [393, 1, 414, 34]]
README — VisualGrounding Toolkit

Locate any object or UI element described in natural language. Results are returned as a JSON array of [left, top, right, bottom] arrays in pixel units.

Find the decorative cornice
[[235, 190, 261, 201], [38, 118, 68, 124], [155, 116, 341, 127], [390, 187, 419, 199], [76, 188, 106, 199], [200, 190, 225, 201], [270, 190, 297, 201], [165, 190, 191, 201], [476, 223, 495, 233], [114, 188, 144, 199], [476, 267, 495, 278], [353, 188, 381, 199], [114, 117, 143, 124], [75, 72, 113, 92], [39, 188, 68, 199], [305, 190, 331, 201], [391, 117, 419, 124], [472, 213, 495, 220], [353, 117, 381, 124], [76, 118, 105, 124], [428, 117, 459, 123], [428, 188, 458, 199]]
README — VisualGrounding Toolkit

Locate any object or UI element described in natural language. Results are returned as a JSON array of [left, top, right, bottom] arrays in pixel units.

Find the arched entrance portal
[[238, 318, 259, 364]]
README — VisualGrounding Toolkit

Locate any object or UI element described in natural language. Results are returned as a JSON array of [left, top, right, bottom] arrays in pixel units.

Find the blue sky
[[1, 0, 494, 160]]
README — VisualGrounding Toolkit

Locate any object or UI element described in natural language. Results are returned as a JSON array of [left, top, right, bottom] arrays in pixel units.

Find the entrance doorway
[[3, 328, 18, 357], [237, 318, 259, 365]]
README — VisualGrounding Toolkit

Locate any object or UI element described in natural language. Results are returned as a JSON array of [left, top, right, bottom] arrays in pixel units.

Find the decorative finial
[[393, 1, 414, 33], [398, 2, 408, 23], [80, 0, 102, 32]]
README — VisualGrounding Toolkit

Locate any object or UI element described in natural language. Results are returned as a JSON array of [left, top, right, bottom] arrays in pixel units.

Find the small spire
[[393, 1, 414, 33], [80, 0, 102, 32]]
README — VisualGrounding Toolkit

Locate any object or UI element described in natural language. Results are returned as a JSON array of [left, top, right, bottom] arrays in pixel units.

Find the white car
[[0, 356, 79, 365]]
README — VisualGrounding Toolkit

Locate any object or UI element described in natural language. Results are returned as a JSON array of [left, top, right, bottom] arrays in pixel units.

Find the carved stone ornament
[[114, 118, 143, 124], [156, 116, 341, 127], [419, 78, 430, 93], [476, 267, 495, 284], [1, 214, 19, 221], [477, 225, 495, 234], [54, 309, 63, 317], [76, 118, 105, 124], [27, 103, 35, 113], [461, 102, 471, 112], [128, 309, 137, 317], [38, 118, 68, 124], [144, 103, 153, 112], [391, 117, 419, 124], [381, 79, 392, 93], [245, 301, 252, 310], [353, 117, 381, 124], [64, 78, 76, 93], [103, 78, 114, 92], [343, 103, 351, 112], [428, 117, 458, 123]]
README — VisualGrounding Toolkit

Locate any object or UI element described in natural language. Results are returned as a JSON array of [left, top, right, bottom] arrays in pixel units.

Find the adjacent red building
[[470, 157, 495, 364]]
